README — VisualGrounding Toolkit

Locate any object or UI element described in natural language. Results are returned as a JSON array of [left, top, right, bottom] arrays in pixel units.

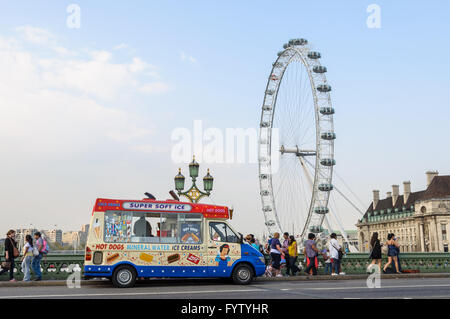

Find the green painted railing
[[267, 253, 450, 274], [1, 253, 450, 280], [0, 255, 84, 281]]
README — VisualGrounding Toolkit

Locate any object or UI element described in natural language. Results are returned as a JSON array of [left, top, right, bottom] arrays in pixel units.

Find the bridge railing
[[266, 252, 450, 274], [1, 253, 450, 280]]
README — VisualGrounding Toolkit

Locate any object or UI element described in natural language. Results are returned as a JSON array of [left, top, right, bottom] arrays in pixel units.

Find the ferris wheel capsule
[[318, 184, 334, 192], [320, 107, 335, 115], [317, 84, 332, 93], [313, 66, 327, 74], [321, 132, 337, 140], [314, 207, 330, 215], [307, 51, 322, 59], [320, 159, 336, 166]]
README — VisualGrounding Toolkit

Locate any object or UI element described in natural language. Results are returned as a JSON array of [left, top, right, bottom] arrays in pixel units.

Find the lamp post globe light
[[174, 156, 214, 203]]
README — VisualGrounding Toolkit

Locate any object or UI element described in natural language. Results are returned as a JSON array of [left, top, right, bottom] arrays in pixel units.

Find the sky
[[0, 1, 449, 237]]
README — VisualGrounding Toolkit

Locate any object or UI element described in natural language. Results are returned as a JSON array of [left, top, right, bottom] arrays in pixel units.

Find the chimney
[[386, 192, 392, 198], [392, 185, 399, 206], [403, 181, 411, 204], [426, 171, 439, 187], [372, 190, 380, 210]]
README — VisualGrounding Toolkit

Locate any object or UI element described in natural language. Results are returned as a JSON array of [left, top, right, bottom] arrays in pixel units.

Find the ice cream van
[[84, 197, 266, 288]]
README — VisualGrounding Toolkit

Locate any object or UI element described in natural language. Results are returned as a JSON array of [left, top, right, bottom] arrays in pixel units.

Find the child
[[322, 248, 332, 275], [264, 264, 273, 277]]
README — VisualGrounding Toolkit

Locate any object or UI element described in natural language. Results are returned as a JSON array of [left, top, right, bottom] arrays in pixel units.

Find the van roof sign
[[93, 198, 229, 219], [123, 202, 192, 211]]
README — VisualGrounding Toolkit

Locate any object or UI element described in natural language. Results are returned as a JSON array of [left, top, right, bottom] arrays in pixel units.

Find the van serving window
[[104, 211, 202, 244]]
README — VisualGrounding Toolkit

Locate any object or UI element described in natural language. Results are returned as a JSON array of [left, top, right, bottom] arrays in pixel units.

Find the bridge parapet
[[1, 253, 449, 280]]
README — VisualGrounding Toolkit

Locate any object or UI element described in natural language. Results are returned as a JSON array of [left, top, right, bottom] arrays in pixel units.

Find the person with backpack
[[21, 234, 34, 281], [0, 230, 19, 282], [32, 232, 48, 281]]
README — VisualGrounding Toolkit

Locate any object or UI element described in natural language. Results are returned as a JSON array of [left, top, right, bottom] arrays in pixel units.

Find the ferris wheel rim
[[258, 39, 335, 242]]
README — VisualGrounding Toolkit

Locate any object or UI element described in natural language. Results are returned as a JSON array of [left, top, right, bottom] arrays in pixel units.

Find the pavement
[[0, 274, 450, 298]]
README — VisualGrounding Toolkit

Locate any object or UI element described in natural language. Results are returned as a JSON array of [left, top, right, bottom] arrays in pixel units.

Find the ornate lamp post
[[174, 156, 214, 203]]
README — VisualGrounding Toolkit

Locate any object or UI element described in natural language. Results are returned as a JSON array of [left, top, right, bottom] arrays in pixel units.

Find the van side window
[[209, 222, 239, 243]]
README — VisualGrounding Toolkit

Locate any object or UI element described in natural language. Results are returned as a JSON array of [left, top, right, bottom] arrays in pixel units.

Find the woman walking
[[286, 235, 300, 276], [269, 232, 284, 277], [0, 230, 19, 282], [383, 233, 401, 274], [368, 232, 382, 273], [21, 235, 34, 282]]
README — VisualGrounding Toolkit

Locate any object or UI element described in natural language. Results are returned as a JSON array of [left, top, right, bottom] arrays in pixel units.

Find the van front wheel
[[232, 264, 254, 285], [112, 265, 137, 288]]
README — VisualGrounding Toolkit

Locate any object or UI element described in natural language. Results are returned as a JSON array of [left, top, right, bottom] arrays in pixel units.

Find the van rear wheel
[[232, 264, 254, 285], [112, 265, 137, 288]]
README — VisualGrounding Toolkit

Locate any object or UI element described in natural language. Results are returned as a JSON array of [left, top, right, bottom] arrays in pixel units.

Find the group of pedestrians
[[261, 232, 302, 277], [0, 230, 48, 282], [304, 232, 345, 276], [368, 232, 402, 273]]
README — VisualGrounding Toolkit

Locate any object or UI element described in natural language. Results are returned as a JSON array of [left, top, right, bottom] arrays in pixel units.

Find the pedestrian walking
[[286, 235, 300, 276], [303, 233, 319, 276], [392, 233, 402, 273], [21, 234, 34, 282], [383, 233, 401, 274], [0, 230, 19, 282], [32, 232, 48, 281], [329, 233, 343, 276], [269, 232, 284, 277], [368, 232, 382, 273]]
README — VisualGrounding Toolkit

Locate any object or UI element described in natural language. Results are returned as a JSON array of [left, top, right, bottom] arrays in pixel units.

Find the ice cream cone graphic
[[93, 218, 101, 239]]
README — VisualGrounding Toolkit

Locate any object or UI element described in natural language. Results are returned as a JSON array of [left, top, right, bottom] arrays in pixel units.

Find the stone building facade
[[357, 171, 450, 253]]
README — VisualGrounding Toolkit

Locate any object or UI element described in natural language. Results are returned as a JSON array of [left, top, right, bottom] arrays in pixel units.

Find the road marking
[[0, 288, 263, 299], [281, 284, 450, 291]]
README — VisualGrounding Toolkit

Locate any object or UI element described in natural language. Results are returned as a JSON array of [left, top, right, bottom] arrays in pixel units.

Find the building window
[[444, 245, 449, 253], [442, 224, 447, 241]]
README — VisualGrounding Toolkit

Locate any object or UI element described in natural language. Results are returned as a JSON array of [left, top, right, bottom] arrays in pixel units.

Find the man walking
[[303, 233, 319, 276], [32, 232, 47, 281]]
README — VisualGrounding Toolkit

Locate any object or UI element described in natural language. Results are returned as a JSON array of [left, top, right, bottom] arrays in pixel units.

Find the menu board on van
[[180, 223, 201, 243]]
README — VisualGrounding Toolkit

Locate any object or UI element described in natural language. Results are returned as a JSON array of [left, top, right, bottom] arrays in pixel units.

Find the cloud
[[131, 144, 171, 154], [16, 25, 55, 44], [113, 43, 128, 50], [0, 27, 171, 159], [140, 82, 171, 94], [180, 51, 197, 64]]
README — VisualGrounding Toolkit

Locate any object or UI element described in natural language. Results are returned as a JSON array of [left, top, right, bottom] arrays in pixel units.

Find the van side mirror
[[239, 233, 243, 244]]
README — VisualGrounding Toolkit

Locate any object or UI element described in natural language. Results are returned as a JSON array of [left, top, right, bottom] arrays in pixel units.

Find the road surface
[[0, 277, 449, 299]]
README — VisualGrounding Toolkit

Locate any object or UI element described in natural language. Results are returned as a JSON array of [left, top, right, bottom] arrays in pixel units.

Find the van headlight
[[258, 256, 265, 264]]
